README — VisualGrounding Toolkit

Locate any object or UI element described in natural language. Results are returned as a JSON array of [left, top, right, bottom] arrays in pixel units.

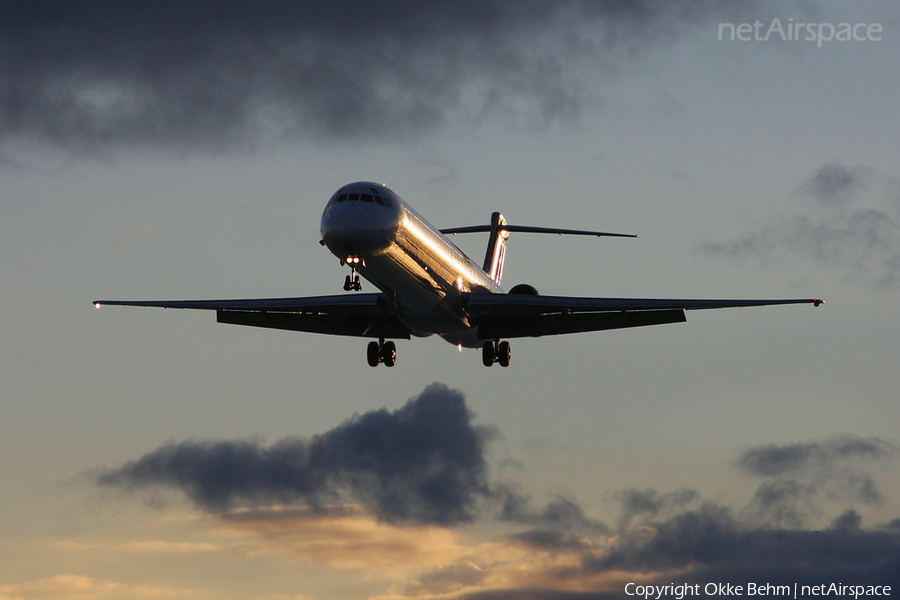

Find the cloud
[[97, 383, 496, 525], [92, 388, 900, 599], [611, 487, 699, 531], [390, 435, 900, 599], [736, 435, 895, 477], [52, 539, 224, 553], [734, 436, 898, 528], [0, 574, 203, 600], [698, 162, 900, 289], [1, 0, 756, 156], [211, 505, 471, 575], [803, 162, 867, 205]]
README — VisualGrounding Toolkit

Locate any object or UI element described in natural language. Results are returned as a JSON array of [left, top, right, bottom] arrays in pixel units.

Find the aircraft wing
[[94, 294, 411, 339], [466, 294, 822, 339]]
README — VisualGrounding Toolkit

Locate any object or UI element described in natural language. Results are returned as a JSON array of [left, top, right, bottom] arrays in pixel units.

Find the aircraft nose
[[320, 197, 401, 257]]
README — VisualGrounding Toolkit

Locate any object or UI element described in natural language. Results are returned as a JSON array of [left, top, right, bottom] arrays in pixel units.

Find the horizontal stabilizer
[[440, 224, 638, 238]]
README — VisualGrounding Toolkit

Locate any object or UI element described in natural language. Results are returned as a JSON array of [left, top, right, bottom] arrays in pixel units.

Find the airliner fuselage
[[320, 181, 501, 348]]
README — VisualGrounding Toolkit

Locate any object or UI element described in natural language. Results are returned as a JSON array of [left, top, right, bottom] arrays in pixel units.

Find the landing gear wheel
[[381, 341, 396, 367], [343, 272, 362, 291], [482, 342, 494, 367], [366, 339, 397, 367], [481, 340, 511, 367], [367, 341, 380, 367], [497, 341, 511, 367]]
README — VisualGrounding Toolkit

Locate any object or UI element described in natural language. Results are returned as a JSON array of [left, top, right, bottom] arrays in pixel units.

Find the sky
[[1, 1, 899, 599]]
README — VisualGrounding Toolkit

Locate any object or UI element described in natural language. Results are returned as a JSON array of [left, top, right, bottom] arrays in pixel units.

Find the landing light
[[94, 302, 102, 309]]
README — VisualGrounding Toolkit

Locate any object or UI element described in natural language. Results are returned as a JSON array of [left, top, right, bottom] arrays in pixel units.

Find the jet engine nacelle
[[508, 283, 539, 295]]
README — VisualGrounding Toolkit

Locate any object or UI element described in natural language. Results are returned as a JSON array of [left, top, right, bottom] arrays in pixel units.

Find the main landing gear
[[367, 338, 396, 367], [482, 340, 511, 367]]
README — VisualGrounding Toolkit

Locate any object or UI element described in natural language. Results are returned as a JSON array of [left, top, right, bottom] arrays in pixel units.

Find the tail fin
[[482, 212, 509, 285], [439, 216, 637, 286]]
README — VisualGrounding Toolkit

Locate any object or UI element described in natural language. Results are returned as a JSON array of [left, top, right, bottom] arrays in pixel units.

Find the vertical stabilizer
[[482, 212, 509, 285]]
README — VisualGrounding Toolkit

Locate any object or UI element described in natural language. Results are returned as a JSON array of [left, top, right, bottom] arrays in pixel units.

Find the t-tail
[[440, 216, 639, 286], [482, 212, 509, 285]]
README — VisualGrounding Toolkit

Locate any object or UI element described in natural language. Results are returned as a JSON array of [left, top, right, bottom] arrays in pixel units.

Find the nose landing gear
[[482, 340, 511, 367], [342, 257, 363, 291], [343, 272, 362, 291], [367, 339, 397, 367]]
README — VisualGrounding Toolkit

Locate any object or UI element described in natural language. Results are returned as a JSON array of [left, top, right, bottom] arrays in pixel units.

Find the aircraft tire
[[482, 342, 494, 367], [382, 341, 396, 367], [367, 341, 380, 367], [498, 341, 511, 367]]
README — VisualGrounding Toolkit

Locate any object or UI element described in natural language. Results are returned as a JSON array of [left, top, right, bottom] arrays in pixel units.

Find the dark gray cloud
[[612, 487, 699, 531], [97, 382, 495, 525], [736, 436, 895, 477], [504, 495, 612, 550], [698, 162, 900, 289], [803, 162, 867, 205], [736, 436, 896, 528], [455, 436, 900, 599], [2, 0, 756, 155], [581, 502, 900, 589], [407, 496, 900, 600]]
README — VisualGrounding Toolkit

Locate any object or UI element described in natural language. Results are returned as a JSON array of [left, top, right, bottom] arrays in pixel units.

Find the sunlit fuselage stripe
[[319, 182, 501, 346]]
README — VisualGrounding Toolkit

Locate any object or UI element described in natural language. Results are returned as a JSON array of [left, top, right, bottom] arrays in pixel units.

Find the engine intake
[[508, 283, 539, 295]]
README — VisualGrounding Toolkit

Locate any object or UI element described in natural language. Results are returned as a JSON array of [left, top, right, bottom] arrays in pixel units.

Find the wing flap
[[477, 309, 686, 339], [217, 310, 410, 339]]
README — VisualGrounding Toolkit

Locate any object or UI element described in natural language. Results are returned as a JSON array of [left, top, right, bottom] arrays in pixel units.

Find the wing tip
[[813, 299, 824, 307]]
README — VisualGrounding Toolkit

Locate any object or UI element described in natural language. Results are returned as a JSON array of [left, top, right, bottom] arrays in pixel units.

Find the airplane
[[94, 181, 822, 367]]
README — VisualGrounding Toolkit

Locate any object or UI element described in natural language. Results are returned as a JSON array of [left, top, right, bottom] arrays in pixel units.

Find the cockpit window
[[336, 194, 348, 203], [374, 196, 385, 206], [348, 193, 360, 201], [361, 194, 374, 203], [369, 187, 380, 194]]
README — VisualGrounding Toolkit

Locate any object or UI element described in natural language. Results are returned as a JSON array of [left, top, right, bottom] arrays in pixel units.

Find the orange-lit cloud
[[0, 574, 206, 600], [209, 505, 472, 576], [52, 539, 224, 554]]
